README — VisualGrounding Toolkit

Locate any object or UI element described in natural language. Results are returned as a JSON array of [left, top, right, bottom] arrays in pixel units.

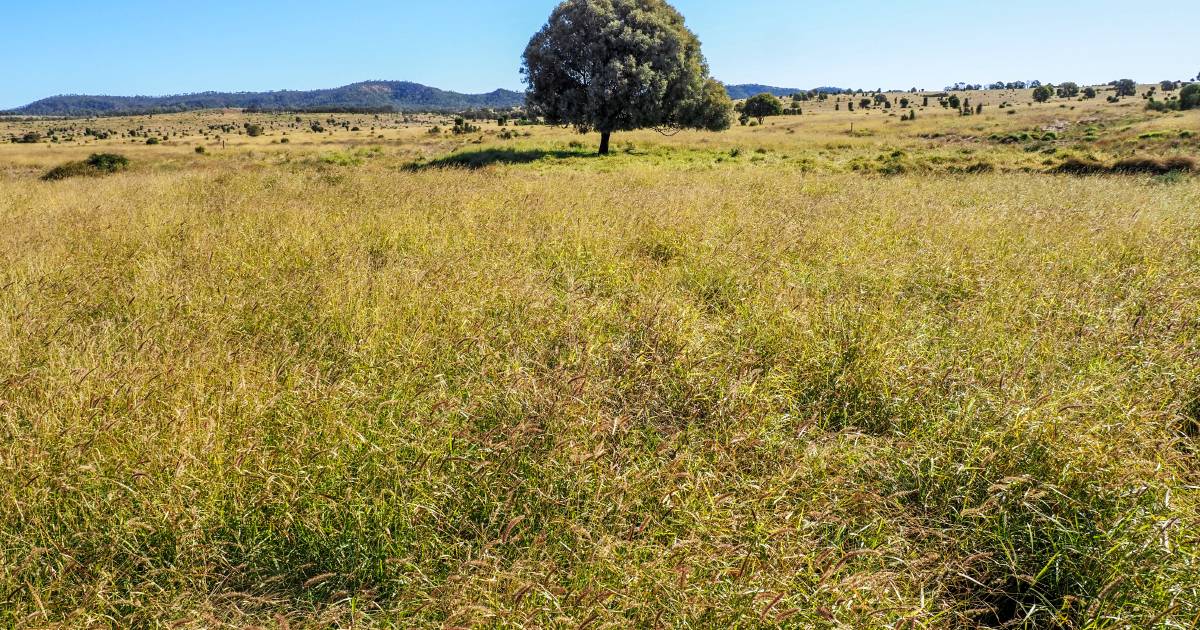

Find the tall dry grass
[[1, 103, 1198, 627]]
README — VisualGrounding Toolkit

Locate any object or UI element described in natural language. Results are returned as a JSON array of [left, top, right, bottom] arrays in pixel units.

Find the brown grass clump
[[1111, 155, 1196, 174], [1055, 155, 1195, 176], [1053, 157, 1108, 175]]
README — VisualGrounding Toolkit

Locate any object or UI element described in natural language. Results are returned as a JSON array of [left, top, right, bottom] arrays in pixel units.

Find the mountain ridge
[[5, 82, 849, 117], [723, 84, 846, 99], [6, 81, 526, 117]]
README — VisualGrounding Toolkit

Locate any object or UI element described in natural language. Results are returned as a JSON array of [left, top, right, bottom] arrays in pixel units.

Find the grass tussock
[[1111, 155, 1196, 174], [1054, 155, 1196, 175]]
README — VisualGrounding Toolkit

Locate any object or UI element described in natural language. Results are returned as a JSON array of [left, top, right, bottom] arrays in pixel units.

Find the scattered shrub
[[41, 153, 129, 181], [452, 118, 481, 134]]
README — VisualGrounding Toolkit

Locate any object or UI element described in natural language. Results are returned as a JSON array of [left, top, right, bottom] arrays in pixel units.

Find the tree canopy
[[1180, 83, 1200, 110], [521, 0, 732, 154], [1112, 79, 1138, 97], [742, 93, 784, 123]]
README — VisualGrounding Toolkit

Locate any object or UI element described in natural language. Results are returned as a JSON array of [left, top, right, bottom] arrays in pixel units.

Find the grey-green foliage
[[1056, 82, 1080, 98], [1180, 83, 1200, 110], [521, 0, 733, 153]]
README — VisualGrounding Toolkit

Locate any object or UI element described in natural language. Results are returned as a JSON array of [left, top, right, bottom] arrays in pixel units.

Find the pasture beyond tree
[[521, 0, 732, 154]]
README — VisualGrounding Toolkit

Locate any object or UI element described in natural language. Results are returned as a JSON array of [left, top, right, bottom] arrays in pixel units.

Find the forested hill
[[7, 81, 526, 116], [8, 81, 853, 116], [723, 84, 846, 99]]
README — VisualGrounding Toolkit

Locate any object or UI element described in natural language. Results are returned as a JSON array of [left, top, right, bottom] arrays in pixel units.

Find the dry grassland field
[[2, 90, 1199, 627]]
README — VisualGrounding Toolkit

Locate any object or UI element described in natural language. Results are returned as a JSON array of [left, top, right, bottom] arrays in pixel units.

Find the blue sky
[[2, 0, 1196, 108]]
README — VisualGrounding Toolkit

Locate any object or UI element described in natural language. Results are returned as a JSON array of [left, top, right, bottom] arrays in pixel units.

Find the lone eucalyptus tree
[[742, 93, 784, 124], [521, 0, 733, 155]]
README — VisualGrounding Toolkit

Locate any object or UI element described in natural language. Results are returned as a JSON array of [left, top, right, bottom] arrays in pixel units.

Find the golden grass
[[1, 98, 1199, 627]]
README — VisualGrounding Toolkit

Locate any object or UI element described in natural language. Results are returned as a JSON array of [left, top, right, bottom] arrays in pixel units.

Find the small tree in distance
[[1181, 83, 1200, 110], [742, 93, 784, 124], [521, 0, 733, 155], [1112, 79, 1138, 97], [1056, 82, 1080, 98], [1033, 85, 1053, 102]]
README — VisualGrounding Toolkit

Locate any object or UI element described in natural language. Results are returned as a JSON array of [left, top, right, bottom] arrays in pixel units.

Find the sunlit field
[[2, 91, 1198, 627]]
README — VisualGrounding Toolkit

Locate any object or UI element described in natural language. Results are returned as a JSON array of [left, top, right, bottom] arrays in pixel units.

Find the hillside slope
[[9, 81, 526, 116]]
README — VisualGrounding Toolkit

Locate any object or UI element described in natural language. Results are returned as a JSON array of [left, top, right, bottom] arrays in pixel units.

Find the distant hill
[[6, 81, 526, 116], [724, 84, 846, 99], [6, 81, 855, 117]]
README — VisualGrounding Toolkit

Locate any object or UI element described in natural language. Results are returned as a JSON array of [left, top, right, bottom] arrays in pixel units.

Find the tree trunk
[[599, 131, 611, 155]]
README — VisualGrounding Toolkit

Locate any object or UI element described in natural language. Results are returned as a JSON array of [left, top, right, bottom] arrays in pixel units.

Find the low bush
[[41, 153, 129, 181]]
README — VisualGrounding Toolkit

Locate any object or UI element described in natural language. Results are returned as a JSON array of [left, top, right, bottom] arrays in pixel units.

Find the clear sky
[[2, 0, 1197, 109]]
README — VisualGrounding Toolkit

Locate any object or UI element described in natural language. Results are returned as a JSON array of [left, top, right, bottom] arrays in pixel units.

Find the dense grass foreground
[[1, 165, 1198, 627]]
